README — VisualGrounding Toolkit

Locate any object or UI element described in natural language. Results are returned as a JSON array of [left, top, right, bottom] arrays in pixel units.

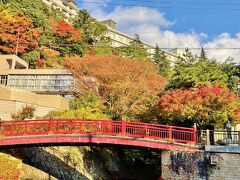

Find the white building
[[42, 0, 78, 18], [41, 1, 181, 63], [101, 19, 180, 63]]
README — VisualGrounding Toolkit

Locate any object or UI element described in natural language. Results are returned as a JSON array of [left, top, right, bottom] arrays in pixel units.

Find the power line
[[124, 0, 240, 6], [76, 0, 240, 11], [9, 41, 240, 50]]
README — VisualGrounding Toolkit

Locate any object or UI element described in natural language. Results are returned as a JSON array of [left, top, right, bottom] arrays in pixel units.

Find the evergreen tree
[[153, 44, 170, 78], [200, 47, 207, 60], [180, 48, 197, 64], [168, 50, 229, 89], [73, 9, 107, 45]]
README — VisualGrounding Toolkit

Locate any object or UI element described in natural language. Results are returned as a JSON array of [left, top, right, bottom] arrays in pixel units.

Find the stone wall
[[209, 153, 240, 180], [161, 150, 240, 180]]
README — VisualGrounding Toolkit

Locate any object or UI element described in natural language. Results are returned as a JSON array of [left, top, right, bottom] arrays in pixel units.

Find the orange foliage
[[159, 85, 240, 128], [52, 20, 81, 41], [41, 46, 60, 58], [36, 59, 45, 68], [64, 55, 167, 117], [0, 12, 42, 54]]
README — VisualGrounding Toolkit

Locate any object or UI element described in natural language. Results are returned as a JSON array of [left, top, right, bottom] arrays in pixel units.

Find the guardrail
[[0, 119, 196, 144], [197, 130, 240, 146]]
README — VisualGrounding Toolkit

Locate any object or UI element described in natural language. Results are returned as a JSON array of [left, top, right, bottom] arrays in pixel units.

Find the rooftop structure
[[0, 54, 28, 70], [42, 0, 78, 18]]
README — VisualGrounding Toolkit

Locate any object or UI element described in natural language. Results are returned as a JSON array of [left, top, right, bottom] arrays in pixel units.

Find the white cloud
[[104, 6, 175, 28], [204, 33, 240, 62], [83, 2, 240, 63]]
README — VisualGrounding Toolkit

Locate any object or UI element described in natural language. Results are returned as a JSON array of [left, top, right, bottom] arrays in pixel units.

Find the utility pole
[[15, 28, 20, 56]]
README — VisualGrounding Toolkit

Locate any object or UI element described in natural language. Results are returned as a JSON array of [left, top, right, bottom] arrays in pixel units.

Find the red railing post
[[121, 120, 126, 136], [49, 118, 53, 134], [145, 124, 148, 138], [73, 119, 77, 134], [169, 126, 172, 141], [56, 119, 60, 134], [79, 122, 83, 134]]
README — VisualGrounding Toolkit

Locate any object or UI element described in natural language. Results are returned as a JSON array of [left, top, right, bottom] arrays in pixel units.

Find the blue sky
[[76, 0, 240, 62]]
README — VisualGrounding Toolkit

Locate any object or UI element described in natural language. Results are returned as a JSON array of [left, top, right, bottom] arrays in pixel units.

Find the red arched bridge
[[0, 119, 197, 151]]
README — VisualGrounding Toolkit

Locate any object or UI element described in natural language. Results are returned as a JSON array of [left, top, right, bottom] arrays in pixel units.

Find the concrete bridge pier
[[161, 150, 203, 180]]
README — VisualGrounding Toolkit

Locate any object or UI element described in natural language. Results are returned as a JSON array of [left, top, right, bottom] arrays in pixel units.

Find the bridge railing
[[197, 130, 240, 146], [0, 119, 196, 144]]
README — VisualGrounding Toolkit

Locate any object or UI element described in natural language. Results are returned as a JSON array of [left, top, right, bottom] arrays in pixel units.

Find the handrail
[[0, 119, 196, 145]]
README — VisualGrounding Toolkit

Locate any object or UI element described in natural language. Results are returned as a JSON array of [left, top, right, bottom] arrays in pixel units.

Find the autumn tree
[[64, 55, 166, 120], [0, 9, 42, 54], [51, 20, 83, 56], [158, 85, 240, 129]]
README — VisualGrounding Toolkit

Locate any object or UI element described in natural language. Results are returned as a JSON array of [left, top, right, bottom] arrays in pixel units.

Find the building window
[[0, 75, 7, 85], [7, 74, 75, 93]]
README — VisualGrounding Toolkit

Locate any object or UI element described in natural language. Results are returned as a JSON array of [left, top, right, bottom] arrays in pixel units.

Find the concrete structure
[[0, 69, 74, 95], [161, 150, 240, 180], [0, 54, 28, 70], [101, 19, 180, 63], [0, 85, 69, 119], [0, 55, 70, 119], [42, 0, 78, 18]]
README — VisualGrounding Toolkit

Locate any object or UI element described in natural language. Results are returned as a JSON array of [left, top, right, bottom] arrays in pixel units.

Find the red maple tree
[[64, 55, 166, 119], [159, 85, 240, 129], [52, 20, 81, 41], [0, 12, 42, 54]]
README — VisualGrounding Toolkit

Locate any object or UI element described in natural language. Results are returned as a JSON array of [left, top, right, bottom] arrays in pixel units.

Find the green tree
[[73, 9, 107, 45], [21, 50, 41, 68], [220, 57, 240, 92], [47, 94, 109, 119], [153, 44, 171, 78], [2, 0, 65, 29], [168, 49, 228, 89], [200, 47, 207, 60], [116, 34, 150, 61]]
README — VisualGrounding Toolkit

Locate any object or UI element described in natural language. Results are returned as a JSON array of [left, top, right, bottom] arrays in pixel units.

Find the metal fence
[[197, 130, 240, 146]]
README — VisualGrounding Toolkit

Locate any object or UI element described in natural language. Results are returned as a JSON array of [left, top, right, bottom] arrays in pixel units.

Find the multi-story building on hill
[[42, 0, 78, 18], [41, 1, 182, 62], [101, 19, 180, 64]]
